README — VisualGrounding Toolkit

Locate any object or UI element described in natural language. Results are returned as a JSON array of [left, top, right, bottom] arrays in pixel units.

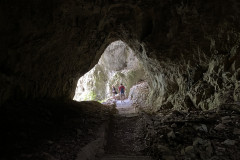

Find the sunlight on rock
[[73, 40, 147, 102]]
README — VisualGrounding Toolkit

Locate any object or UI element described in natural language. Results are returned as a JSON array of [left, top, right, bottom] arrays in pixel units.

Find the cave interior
[[1, 0, 240, 159]]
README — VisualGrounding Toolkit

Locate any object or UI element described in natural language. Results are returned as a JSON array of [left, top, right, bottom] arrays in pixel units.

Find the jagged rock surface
[[128, 81, 149, 109], [140, 107, 240, 160]]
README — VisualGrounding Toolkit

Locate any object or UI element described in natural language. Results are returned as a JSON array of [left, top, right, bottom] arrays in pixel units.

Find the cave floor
[[0, 99, 114, 160], [1, 99, 240, 160], [139, 108, 240, 160], [99, 105, 152, 160], [115, 99, 138, 116], [101, 115, 151, 159], [99, 104, 240, 160]]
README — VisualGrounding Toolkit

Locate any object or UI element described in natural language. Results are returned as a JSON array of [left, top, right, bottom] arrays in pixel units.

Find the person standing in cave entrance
[[118, 84, 125, 103], [112, 85, 117, 100]]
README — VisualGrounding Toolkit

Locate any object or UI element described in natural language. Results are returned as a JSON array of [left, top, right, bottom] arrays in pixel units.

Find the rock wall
[[74, 41, 146, 101], [140, 49, 240, 111], [128, 81, 149, 108], [1, 0, 240, 111], [130, 1, 240, 111], [73, 64, 107, 101]]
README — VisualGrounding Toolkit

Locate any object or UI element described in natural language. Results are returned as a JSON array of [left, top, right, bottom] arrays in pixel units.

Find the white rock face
[[128, 82, 149, 108], [73, 41, 147, 101]]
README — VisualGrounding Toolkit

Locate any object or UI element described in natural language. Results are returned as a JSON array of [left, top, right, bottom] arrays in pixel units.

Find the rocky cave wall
[[1, 0, 240, 111]]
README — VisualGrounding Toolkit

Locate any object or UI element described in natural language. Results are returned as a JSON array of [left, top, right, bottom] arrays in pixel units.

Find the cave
[[1, 0, 240, 160]]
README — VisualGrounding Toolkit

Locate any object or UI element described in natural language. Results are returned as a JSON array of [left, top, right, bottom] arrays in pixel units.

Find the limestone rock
[[73, 41, 147, 101], [167, 131, 176, 139], [193, 137, 204, 146], [221, 116, 231, 124], [193, 124, 208, 132], [222, 139, 236, 146], [157, 145, 172, 155], [128, 81, 149, 108], [184, 146, 194, 155], [214, 123, 227, 131]]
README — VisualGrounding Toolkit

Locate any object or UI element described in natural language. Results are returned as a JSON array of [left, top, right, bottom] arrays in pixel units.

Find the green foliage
[[82, 91, 106, 103], [98, 99, 106, 103], [83, 91, 97, 101]]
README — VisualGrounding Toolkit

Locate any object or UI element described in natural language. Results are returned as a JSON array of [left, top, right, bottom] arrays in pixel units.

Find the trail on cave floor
[[115, 99, 138, 116], [99, 99, 152, 160]]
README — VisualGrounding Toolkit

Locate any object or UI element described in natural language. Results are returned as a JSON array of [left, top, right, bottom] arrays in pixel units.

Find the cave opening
[[73, 40, 149, 107]]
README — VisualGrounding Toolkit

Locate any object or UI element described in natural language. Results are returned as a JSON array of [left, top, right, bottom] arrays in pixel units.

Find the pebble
[[167, 131, 176, 139], [194, 124, 208, 132], [216, 147, 226, 156], [193, 137, 204, 146], [157, 145, 172, 154], [222, 139, 236, 145], [214, 123, 226, 131], [185, 146, 194, 155], [171, 123, 177, 128], [233, 128, 240, 135], [221, 116, 232, 124], [217, 147, 226, 152]]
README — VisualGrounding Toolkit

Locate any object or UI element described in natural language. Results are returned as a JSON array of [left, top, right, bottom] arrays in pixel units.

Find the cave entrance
[[73, 40, 148, 106]]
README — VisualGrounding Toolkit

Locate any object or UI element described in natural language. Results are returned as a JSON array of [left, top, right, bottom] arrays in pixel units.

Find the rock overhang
[[1, 0, 240, 111]]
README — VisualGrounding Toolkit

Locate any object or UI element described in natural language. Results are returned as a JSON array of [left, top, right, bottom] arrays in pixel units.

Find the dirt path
[[115, 99, 137, 116], [104, 115, 142, 155], [115, 99, 132, 107], [99, 99, 152, 160]]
